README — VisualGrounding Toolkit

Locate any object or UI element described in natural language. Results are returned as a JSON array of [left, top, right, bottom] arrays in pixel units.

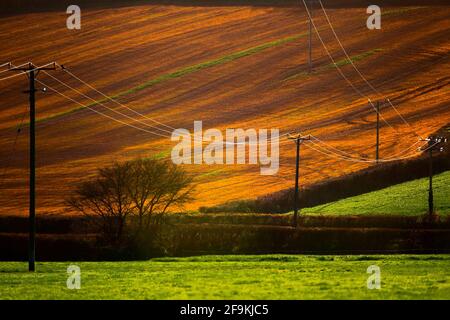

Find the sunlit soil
[[0, 3, 449, 215]]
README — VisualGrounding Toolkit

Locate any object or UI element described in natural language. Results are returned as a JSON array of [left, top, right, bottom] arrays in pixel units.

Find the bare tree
[[67, 158, 194, 242], [67, 162, 134, 243], [127, 159, 193, 231]]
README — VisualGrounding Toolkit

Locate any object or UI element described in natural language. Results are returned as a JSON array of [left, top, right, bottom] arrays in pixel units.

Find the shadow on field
[[1, 0, 449, 16]]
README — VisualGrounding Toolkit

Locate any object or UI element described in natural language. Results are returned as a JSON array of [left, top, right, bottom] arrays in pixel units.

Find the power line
[[306, 139, 378, 163], [35, 78, 291, 165], [386, 98, 424, 139], [7, 59, 427, 162], [317, 0, 424, 140], [375, 100, 380, 163], [306, 137, 434, 163], [43, 69, 424, 160], [34, 78, 171, 138], [382, 139, 422, 160], [307, 0, 313, 73], [11, 63, 425, 163], [42, 68, 288, 146], [56, 65, 422, 159], [57, 64, 177, 132], [37, 76, 277, 159], [298, 0, 430, 163], [309, 134, 421, 162], [300, 0, 399, 133], [0, 62, 56, 82], [308, 136, 425, 163], [29, 64, 423, 159], [0, 105, 28, 187], [35, 79, 231, 161], [309, 135, 366, 158], [57, 65, 292, 144], [0, 62, 32, 75], [0, 62, 12, 73], [41, 70, 175, 137]]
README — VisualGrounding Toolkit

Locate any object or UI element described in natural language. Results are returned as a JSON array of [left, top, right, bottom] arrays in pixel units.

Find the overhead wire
[[0, 62, 56, 82], [310, 133, 423, 160], [306, 136, 431, 163], [35, 75, 282, 148], [43, 67, 287, 146], [8, 64, 420, 160], [317, 0, 424, 140], [34, 78, 171, 138], [300, 0, 400, 135], [57, 64, 292, 143], [0, 105, 28, 187], [6, 18, 431, 161]]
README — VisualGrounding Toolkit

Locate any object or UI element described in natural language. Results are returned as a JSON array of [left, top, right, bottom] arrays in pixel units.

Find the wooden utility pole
[[428, 146, 433, 215], [308, 0, 313, 73], [376, 101, 380, 163], [370, 100, 384, 164], [8, 62, 57, 272], [420, 136, 447, 219], [288, 133, 311, 227]]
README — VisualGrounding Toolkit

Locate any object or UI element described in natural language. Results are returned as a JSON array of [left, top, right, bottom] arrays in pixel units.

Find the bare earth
[[0, 2, 449, 215]]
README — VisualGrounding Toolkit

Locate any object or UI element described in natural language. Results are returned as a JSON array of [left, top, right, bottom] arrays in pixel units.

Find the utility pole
[[420, 136, 447, 219], [370, 100, 384, 164], [428, 146, 433, 216], [308, 0, 313, 73], [8, 62, 57, 272], [288, 133, 311, 227], [376, 101, 380, 163]]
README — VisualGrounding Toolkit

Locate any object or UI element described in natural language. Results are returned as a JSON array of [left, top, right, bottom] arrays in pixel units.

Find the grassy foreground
[[1, 255, 449, 299], [302, 171, 450, 216]]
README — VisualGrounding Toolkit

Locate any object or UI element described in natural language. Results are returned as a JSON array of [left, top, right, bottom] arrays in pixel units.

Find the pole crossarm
[[8, 62, 57, 72], [287, 133, 311, 143], [420, 136, 447, 152]]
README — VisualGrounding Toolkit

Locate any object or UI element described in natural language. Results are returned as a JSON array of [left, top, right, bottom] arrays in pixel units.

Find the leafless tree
[[126, 158, 193, 232], [67, 158, 194, 243]]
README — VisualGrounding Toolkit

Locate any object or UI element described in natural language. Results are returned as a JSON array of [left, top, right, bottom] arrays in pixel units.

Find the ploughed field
[[0, 2, 449, 215]]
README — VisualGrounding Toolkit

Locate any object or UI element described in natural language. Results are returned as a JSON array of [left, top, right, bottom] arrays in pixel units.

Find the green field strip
[[301, 170, 450, 216], [383, 6, 426, 17], [37, 31, 311, 124], [285, 48, 383, 81]]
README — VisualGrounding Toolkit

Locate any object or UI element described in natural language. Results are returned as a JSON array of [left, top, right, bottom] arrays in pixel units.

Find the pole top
[[8, 62, 58, 72], [288, 133, 311, 141], [420, 135, 447, 152]]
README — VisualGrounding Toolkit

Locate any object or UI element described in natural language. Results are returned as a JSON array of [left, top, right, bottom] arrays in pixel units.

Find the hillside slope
[[302, 170, 450, 216], [0, 1, 449, 215]]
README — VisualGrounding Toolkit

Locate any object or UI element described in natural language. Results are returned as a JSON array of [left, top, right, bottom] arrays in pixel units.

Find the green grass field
[[302, 171, 450, 216], [1, 255, 449, 299]]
